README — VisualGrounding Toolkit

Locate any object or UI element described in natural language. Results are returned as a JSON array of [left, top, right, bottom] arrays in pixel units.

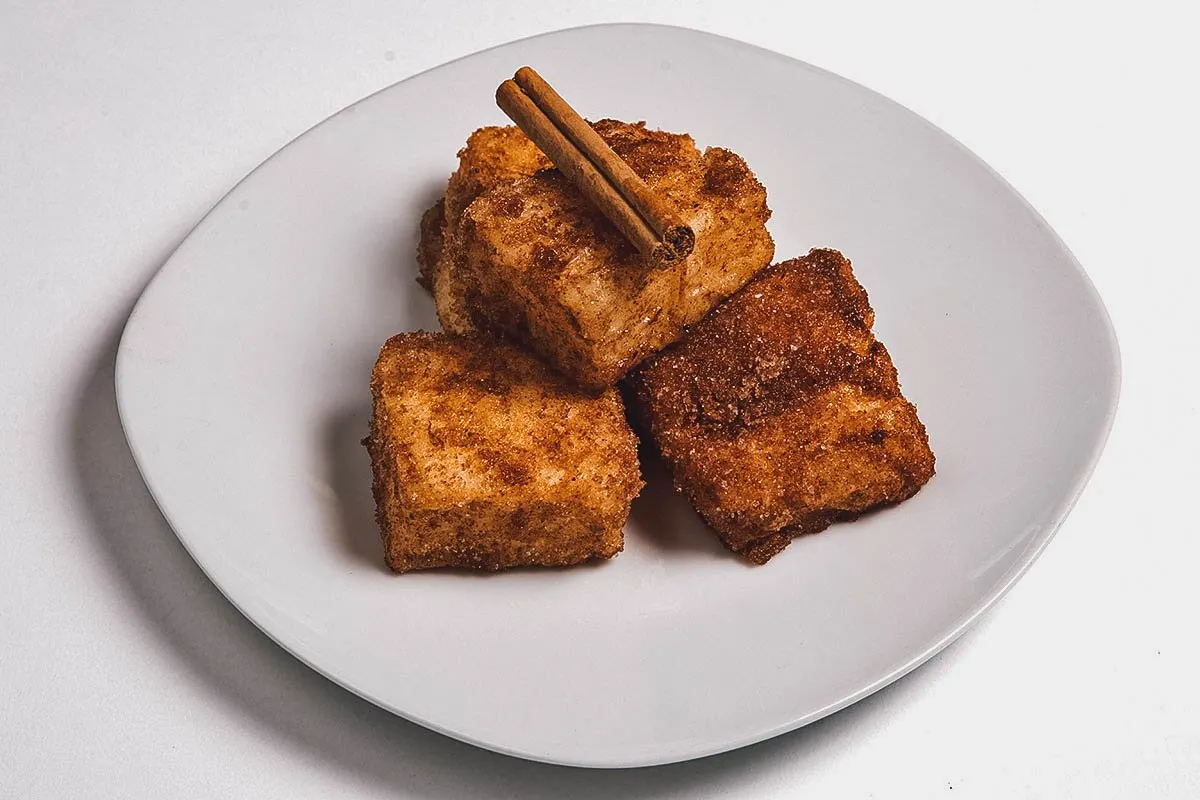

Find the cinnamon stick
[[496, 67, 695, 264]]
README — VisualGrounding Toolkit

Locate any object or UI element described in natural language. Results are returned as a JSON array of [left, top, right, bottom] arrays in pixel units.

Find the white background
[[2, 1, 1197, 797]]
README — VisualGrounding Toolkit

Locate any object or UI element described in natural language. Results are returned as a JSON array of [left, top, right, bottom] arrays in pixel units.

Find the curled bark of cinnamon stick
[[496, 67, 694, 264]]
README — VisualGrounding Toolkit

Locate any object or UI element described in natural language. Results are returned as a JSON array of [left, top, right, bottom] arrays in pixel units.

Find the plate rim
[[114, 21, 1123, 768]]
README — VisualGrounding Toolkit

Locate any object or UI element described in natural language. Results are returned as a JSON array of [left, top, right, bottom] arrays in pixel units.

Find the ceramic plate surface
[[116, 24, 1120, 767]]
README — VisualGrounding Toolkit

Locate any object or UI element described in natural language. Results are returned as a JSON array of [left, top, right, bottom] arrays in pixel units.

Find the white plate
[[115, 24, 1120, 768]]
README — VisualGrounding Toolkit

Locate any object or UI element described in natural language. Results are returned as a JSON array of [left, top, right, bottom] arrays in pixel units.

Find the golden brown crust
[[366, 331, 643, 572], [424, 120, 773, 390], [417, 126, 551, 328], [446, 126, 551, 218], [625, 249, 935, 564]]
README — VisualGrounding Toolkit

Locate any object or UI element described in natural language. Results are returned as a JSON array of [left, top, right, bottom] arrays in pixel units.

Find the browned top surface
[[634, 248, 897, 433], [417, 126, 550, 290], [445, 126, 551, 225], [370, 331, 642, 511], [627, 249, 934, 553]]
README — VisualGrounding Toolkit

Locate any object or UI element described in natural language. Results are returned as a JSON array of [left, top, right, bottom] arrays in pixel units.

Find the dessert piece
[[418, 125, 550, 330], [625, 249, 935, 564], [366, 331, 642, 572], [423, 120, 774, 391]]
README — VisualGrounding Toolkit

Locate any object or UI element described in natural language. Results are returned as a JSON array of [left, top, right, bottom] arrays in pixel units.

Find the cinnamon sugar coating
[[366, 331, 642, 572], [420, 120, 774, 391], [625, 249, 935, 563]]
